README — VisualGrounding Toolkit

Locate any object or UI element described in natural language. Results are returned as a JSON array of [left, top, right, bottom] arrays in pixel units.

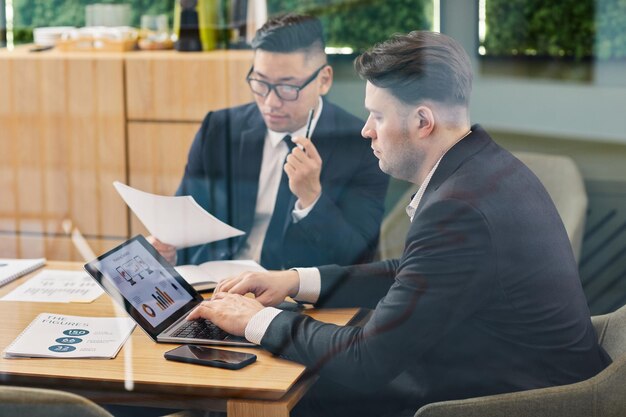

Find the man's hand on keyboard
[[185, 293, 264, 336], [213, 270, 300, 306]]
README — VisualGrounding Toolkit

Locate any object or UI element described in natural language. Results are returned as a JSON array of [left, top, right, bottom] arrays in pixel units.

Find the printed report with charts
[[3, 313, 135, 359]]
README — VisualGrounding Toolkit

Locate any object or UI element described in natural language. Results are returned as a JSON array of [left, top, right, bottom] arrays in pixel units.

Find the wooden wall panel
[[125, 50, 253, 122], [0, 234, 18, 258], [13, 60, 44, 236], [66, 58, 127, 239], [0, 57, 18, 236], [0, 233, 125, 261], [40, 59, 70, 237], [224, 51, 257, 111], [127, 122, 198, 236], [95, 59, 129, 239], [2, 48, 249, 260], [0, 50, 127, 260]]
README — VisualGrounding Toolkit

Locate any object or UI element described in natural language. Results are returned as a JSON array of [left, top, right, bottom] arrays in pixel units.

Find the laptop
[[84, 235, 254, 347]]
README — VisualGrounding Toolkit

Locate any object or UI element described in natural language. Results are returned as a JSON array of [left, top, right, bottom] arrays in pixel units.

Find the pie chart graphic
[[142, 303, 156, 317]]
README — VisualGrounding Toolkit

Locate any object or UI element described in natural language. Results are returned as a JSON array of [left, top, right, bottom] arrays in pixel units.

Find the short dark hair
[[354, 31, 473, 107], [251, 13, 325, 55]]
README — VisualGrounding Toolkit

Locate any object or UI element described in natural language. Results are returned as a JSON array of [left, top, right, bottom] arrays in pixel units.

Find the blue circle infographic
[[48, 345, 77, 353], [55, 337, 83, 344], [63, 329, 89, 336]]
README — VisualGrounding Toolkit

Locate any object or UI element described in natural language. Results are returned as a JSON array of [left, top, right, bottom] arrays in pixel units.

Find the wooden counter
[[0, 47, 253, 260]]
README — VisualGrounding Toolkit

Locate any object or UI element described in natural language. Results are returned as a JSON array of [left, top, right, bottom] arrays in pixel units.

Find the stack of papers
[[4, 313, 135, 359]]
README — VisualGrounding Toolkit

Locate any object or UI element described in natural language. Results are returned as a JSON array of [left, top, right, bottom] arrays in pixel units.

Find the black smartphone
[[164, 345, 257, 370]]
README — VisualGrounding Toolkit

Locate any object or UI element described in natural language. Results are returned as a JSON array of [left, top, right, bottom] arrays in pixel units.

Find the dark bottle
[[0, 0, 6, 48], [176, 0, 202, 52]]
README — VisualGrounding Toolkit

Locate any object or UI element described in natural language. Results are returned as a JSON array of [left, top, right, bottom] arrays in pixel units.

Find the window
[[10, 0, 173, 44], [268, 0, 438, 54], [478, 0, 626, 60]]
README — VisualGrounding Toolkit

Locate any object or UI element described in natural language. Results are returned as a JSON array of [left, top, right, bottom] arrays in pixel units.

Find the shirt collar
[[406, 129, 473, 222], [406, 159, 441, 222], [267, 97, 324, 148]]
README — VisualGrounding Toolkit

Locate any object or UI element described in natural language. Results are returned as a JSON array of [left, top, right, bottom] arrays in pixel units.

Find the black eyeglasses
[[246, 64, 328, 102]]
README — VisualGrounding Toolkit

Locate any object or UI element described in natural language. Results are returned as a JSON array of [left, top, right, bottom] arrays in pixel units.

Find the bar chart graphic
[[151, 287, 175, 310]]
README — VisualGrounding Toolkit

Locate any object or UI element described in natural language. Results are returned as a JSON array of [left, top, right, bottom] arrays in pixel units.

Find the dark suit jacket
[[260, 125, 610, 414], [176, 99, 389, 269]]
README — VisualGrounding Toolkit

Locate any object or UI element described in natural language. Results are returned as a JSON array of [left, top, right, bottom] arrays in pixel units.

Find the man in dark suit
[[151, 14, 388, 270], [186, 31, 610, 416]]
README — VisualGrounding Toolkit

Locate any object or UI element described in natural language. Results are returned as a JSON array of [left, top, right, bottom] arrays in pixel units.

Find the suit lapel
[[235, 112, 266, 237], [310, 100, 339, 171], [416, 125, 491, 216]]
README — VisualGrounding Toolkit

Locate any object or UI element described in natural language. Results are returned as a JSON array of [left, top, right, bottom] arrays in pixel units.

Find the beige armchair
[[513, 152, 587, 263], [378, 151, 588, 263], [0, 386, 114, 417], [414, 303, 626, 417]]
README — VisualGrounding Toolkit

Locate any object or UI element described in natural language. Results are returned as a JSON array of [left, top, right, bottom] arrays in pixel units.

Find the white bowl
[[33, 27, 76, 46]]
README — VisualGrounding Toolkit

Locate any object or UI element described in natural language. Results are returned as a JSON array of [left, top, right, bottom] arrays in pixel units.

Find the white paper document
[[175, 260, 267, 291], [1, 270, 104, 303], [3, 313, 135, 359], [113, 181, 245, 248]]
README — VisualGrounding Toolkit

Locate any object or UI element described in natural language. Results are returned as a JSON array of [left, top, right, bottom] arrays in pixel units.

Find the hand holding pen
[[284, 107, 323, 208]]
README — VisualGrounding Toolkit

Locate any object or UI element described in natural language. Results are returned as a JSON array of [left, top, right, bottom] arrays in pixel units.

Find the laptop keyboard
[[172, 319, 229, 340]]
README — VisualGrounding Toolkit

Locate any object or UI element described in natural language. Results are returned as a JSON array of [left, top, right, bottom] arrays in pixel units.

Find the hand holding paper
[[147, 236, 177, 264], [113, 182, 244, 249]]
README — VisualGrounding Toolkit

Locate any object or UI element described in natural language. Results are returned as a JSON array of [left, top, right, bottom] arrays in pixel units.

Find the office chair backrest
[[378, 183, 417, 261], [0, 386, 113, 417], [512, 151, 587, 263], [591, 303, 626, 360], [414, 304, 626, 417], [378, 151, 588, 263]]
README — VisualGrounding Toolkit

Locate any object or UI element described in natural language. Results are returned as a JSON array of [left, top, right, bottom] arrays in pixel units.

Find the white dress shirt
[[235, 98, 323, 263]]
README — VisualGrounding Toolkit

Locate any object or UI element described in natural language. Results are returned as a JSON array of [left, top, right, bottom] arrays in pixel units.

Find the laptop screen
[[84, 235, 203, 340]]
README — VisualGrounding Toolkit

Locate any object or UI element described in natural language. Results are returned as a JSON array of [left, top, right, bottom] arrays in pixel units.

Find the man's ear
[[318, 65, 333, 96], [415, 105, 435, 138]]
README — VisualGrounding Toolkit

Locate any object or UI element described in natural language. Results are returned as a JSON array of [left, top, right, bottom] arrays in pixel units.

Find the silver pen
[[305, 108, 315, 139]]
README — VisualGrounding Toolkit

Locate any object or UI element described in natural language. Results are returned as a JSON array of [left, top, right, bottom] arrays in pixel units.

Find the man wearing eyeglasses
[[151, 14, 389, 271]]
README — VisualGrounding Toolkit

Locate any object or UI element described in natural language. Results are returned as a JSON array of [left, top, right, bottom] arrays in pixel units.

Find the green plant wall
[[267, 0, 433, 52], [595, 0, 626, 59], [482, 0, 626, 60]]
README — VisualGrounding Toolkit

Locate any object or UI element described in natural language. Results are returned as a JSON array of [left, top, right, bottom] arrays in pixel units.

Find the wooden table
[[0, 262, 359, 416]]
